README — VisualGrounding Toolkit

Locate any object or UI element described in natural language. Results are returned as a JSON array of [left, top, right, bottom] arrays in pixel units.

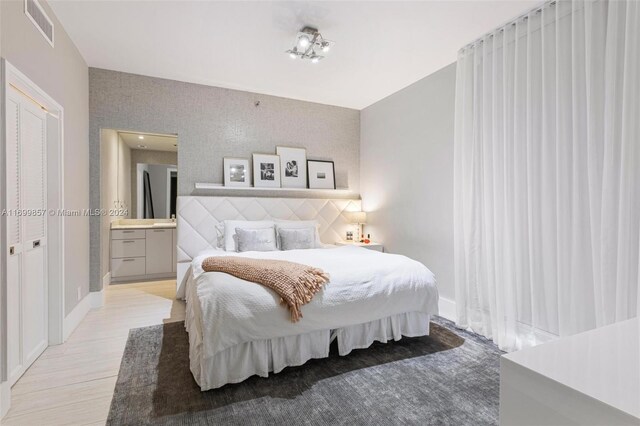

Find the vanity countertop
[[111, 220, 176, 230]]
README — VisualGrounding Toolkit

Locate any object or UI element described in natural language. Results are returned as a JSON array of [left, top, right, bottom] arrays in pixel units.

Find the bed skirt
[[187, 309, 431, 391]]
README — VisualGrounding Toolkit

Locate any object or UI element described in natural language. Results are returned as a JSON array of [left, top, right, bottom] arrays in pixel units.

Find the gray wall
[[89, 68, 360, 291], [360, 63, 456, 300], [130, 149, 177, 218], [1, 0, 89, 315]]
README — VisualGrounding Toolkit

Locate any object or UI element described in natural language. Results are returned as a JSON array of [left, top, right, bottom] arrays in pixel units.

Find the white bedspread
[[189, 246, 439, 360]]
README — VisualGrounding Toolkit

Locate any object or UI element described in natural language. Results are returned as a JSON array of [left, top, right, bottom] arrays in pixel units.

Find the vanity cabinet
[[146, 229, 173, 275], [111, 238, 146, 258], [110, 226, 176, 282], [111, 257, 146, 278], [172, 229, 177, 273], [112, 229, 145, 239]]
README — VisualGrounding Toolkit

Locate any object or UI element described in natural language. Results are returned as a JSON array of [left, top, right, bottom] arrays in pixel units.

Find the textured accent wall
[[129, 149, 178, 218], [89, 68, 360, 291]]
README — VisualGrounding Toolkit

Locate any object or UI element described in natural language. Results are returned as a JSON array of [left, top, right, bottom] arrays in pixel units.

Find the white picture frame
[[307, 160, 336, 189], [276, 146, 307, 188], [252, 154, 281, 188], [223, 157, 251, 187]]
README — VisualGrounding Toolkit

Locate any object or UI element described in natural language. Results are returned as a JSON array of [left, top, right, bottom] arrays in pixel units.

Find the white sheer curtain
[[453, 0, 640, 351]]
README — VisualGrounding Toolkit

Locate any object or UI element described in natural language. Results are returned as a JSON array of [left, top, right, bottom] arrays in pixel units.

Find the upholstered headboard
[[175, 196, 361, 293]]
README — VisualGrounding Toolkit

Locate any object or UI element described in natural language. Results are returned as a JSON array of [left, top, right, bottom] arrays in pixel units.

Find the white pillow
[[274, 219, 323, 248], [214, 222, 225, 248], [223, 220, 275, 251], [236, 227, 278, 252], [278, 227, 316, 250]]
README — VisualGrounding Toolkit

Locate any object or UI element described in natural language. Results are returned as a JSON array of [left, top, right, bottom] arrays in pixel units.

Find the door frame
[[136, 163, 144, 219], [165, 166, 177, 217], [1, 59, 65, 415]]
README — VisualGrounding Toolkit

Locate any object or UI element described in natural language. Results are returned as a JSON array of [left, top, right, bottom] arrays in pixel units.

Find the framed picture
[[252, 154, 281, 188], [223, 157, 251, 187], [307, 160, 336, 189], [276, 146, 307, 188]]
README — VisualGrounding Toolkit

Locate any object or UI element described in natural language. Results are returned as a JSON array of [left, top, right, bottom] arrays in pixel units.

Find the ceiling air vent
[[24, 0, 54, 47]]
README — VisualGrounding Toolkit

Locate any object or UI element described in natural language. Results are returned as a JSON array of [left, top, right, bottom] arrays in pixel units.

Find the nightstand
[[335, 241, 384, 252]]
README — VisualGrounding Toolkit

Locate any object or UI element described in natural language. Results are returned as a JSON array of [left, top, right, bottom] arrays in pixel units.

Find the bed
[[177, 196, 439, 390]]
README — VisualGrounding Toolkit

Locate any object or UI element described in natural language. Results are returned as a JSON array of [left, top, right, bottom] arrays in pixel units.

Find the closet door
[[6, 87, 48, 385], [20, 98, 48, 368], [6, 89, 23, 384]]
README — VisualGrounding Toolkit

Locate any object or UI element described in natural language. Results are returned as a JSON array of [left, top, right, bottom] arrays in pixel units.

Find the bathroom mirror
[[100, 130, 178, 220], [137, 162, 178, 219], [119, 131, 178, 219]]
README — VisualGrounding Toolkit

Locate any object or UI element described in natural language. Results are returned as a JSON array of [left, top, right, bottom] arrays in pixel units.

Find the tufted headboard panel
[[176, 196, 361, 292]]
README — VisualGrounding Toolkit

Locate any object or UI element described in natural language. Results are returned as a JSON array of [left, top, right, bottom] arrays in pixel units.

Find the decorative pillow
[[223, 220, 275, 251], [215, 222, 225, 248], [274, 220, 322, 248], [235, 227, 278, 252], [278, 227, 316, 251]]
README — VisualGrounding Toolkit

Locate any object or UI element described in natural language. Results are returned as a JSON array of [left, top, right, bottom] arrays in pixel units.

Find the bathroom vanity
[[110, 220, 177, 283]]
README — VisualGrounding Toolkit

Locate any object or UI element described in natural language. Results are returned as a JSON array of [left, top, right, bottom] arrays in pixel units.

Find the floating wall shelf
[[194, 183, 359, 199]]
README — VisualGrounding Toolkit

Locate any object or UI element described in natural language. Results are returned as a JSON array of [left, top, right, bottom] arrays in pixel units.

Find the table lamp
[[349, 211, 367, 243]]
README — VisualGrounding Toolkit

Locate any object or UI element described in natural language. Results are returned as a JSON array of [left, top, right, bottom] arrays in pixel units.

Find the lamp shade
[[349, 211, 367, 224]]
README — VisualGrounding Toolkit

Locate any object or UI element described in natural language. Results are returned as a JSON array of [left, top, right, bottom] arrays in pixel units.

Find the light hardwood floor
[[3, 280, 185, 425]]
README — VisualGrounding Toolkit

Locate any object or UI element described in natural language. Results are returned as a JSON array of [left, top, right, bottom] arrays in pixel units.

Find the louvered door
[[6, 88, 23, 384], [6, 86, 48, 385]]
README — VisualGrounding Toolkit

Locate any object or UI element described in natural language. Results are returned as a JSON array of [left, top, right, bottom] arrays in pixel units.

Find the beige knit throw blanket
[[201, 256, 330, 322]]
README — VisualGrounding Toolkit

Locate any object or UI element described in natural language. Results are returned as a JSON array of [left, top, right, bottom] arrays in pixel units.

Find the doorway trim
[[166, 167, 177, 217], [136, 163, 146, 219], [1, 59, 65, 417]]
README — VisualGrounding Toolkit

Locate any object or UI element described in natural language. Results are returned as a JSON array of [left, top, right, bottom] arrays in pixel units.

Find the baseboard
[[0, 380, 10, 419], [438, 297, 457, 322], [110, 272, 176, 284], [89, 290, 104, 309], [102, 271, 111, 288], [63, 293, 91, 340]]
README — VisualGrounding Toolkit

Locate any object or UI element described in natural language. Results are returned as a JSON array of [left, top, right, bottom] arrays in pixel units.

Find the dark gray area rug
[[107, 317, 502, 425]]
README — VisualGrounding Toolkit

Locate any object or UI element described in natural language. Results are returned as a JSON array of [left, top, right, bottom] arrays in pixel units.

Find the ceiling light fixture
[[298, 35, 310, 48], [286, 26, 333, 63], [137, 144, 147, 149], [138, 135, 144, 140]]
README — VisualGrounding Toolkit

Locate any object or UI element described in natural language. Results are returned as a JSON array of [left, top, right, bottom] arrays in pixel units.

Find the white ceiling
[[119, 131, 178, 152], [49, 0, 539, 109]]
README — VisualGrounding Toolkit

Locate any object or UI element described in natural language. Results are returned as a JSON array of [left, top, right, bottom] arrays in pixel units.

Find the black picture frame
[[306, 160, 336, 190]]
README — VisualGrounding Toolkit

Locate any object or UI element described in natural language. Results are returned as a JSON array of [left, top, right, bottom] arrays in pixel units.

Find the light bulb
[[322, 45, 330, 53], [311, 56, 320, 64], [289, 52, 297, 59], [138, 135, 144, 140], [298, 35, 310, 48]]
